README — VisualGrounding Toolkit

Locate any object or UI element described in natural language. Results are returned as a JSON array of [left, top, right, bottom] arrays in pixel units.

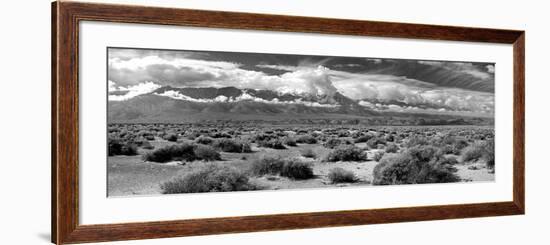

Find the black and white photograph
[[107, 47, 495, 197]]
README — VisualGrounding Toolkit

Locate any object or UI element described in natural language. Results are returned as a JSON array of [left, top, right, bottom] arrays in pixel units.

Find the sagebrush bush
[[328, 167, 357, 183], [249, 156, 286, 176], [195, 136, 215, 145], [250, 157, 314, 180], [252, 133, 276, 143], [280, 159, 314, 180], [164, 133, 178, 142], [213, 138, 252, 153], [257, 138, 286, 149], [193, 144, 221, 161], [284, 137, 297, 147], [483, 139, 495, 169], [300, 148, 316, 158], [461, 139, 494, 169], [354, 133, 374, 143], [372, 146, 460, 185], [451, 137, 469, 154], [209, 132, 232, 138], [108, 139, 122, 156], [461, 141, 486, 162], [373, 151, 385, 162], [404, 135, 430, 148], [295, 134, 317, 144], [141, 140, 155, 150], [161, 164, 258, 194], [323, 138, 343, 149], [143, 143, 196, 162], [325, 145, 367, 162], [385, 143, 399, 153], [108, 139, 138, 156], [366, 137, 387, 149]]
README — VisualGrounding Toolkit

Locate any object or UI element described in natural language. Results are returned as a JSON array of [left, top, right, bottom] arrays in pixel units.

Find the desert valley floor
[[107, 124, 494, 196]]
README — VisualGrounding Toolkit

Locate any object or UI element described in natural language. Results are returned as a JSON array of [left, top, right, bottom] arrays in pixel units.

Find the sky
[[108, 47, 495, 117]]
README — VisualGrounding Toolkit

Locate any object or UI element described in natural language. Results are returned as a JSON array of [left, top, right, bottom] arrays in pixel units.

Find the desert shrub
[[404, 135, 430, 148], [144, 135, 155, 141], [250, 156, 286, 176], [462, 139, 494, 168], [141, 140, 155, 150], [350, 131, 362, 138], [372, 146, 460, 185], [108, 139, 123, 156], [185, 131, 201, 140], [250, 157, 314, 180], [354, 133, 374, 143], [461, 141, 486, 162], [195, 136, 215, 145], [164, 133, 178, 142], [328, 168, 357, 183], [436, 155, 460, 173], [121, 142, 138, 155], [280, 160, 314, 180], [283, 137, 297, 147], [336, 130, 350, 137], [323, 138, 343, 149], [161, 164, 258, 194], [252, 133, 276, 143], [440, 144, 455, 154], [483, 140, 495, 169], [300, 148, 317, 158], [451, 137, 469, 150], [257, 138, 286, 149], [296, 134, 318, 144], [373, 151, 385, 161], [366, 137, 387, 149], [143, 143, 196, 163], [213, 138, 252, 153], [108, 139, 138, 156], [325, 145, 367, 162], [209, 132, 232, 138], [193, 145, 221, 161], [439, 136, 469, 154], [241, 141, 252, 153], [385, 143, 399, 153]]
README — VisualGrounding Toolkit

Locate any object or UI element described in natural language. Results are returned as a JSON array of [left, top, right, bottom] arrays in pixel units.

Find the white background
[[0, 0, 548, 244]]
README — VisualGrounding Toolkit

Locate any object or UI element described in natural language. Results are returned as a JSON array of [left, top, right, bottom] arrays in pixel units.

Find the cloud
[[110, 52, 340, 97], [154, 90, 339, 108], [333, 63, 362, 68], [418, 60, 493, 80], [255, 64, 298, 72], [108, 81, 161, 101], [108, 50, 494, 116]]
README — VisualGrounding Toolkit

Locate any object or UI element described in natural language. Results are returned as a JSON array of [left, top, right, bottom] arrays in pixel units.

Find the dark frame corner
[[52, 1, 525, 244]]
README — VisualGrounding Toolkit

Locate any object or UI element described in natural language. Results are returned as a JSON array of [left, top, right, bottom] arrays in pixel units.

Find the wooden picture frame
[[52, 1, 525, 244]]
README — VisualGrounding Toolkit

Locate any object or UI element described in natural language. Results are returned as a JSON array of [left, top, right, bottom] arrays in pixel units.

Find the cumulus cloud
[[108, 81, 161, 101], [155, 90, 339, 108], [108, 49, 494, 116]]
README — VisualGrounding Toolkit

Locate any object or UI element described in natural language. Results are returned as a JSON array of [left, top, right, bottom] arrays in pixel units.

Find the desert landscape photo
[[107, 47, 495, 197]]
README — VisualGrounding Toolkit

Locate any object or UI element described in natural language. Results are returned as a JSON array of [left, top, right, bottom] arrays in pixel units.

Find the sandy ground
[[108, 140, 494, 196]]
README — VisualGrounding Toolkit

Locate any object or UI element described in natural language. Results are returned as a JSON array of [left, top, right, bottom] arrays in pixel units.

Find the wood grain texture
[[512, 33, 525, 213], [51, 1, 525, 244]]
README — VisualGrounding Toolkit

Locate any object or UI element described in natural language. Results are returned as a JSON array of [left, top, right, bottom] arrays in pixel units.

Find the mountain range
[[108, 86, 381, 123]]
